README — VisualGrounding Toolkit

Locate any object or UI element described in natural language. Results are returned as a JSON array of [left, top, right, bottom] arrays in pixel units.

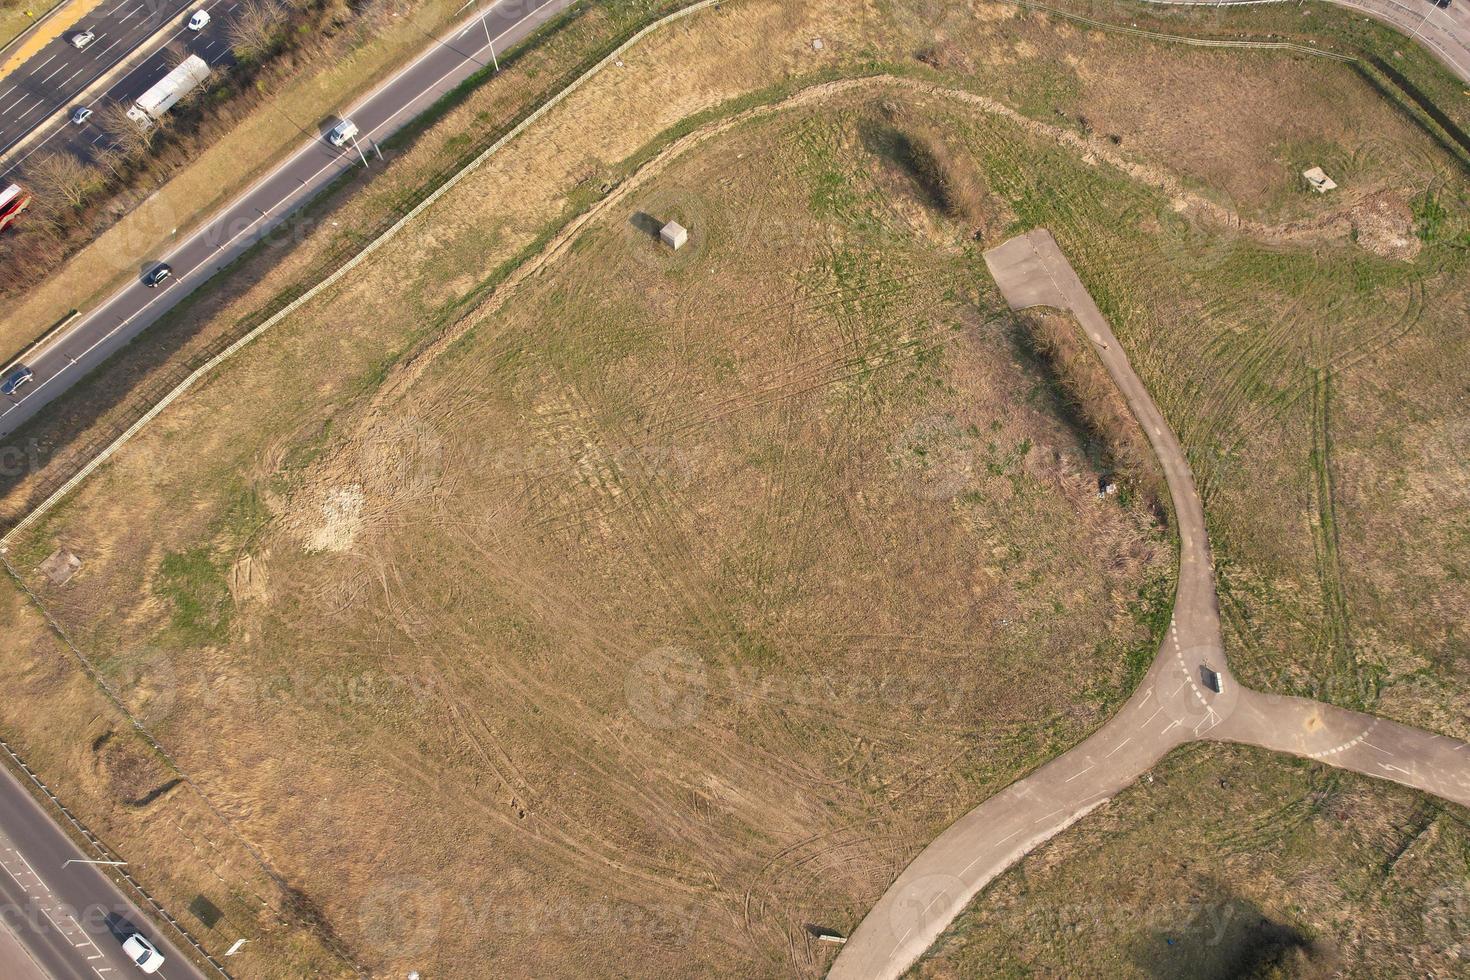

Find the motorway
[[828, 230, 1470, 980], [1, 0, 243, 178], [0, 0, 573, 441], [0, 0, 214, 167], [1150, 0, 1470, 83], [0, 759, 205, 979], [0, 0, 572, 974], [1324, 0, 1470, 81]]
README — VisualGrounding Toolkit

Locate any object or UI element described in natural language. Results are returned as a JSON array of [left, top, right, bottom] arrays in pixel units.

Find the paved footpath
[[828, 229, 1470, 979]]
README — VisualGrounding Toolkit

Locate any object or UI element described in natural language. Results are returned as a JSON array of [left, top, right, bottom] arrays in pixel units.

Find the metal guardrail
[[0, 0, 719, 546], [0, 557, 235, 979]]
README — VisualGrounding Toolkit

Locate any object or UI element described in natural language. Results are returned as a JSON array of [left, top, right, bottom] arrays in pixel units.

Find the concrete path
[[828, 229, 1470, 979]]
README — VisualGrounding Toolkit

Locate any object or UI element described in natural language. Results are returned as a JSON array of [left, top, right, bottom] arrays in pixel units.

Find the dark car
[[1433, 0, 1450, 8], [1, 365, 33, 396], [143, 263, 173, 288]]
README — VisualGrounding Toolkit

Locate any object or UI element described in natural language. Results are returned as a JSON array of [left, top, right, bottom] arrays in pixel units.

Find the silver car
[[71, 30, 96, 49]]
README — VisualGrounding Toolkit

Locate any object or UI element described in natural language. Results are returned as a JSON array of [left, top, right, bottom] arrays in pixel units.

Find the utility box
[[1302, 166, 1337, 194], [660, 220, 688, 250]]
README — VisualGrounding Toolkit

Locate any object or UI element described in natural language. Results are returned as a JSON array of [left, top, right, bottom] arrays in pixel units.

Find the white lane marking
[[959, 828, 1021, 876], [1103, 737, 1131, 759], [1064, 765, 1093, 783], [1308, 718, 1380, 760], [3, 0, 552, 425]]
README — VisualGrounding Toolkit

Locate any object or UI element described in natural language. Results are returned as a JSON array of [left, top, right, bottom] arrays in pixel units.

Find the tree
[[228, 0, 286, 62], [97, 101, 155, 157], [26, 152, 98, 211]]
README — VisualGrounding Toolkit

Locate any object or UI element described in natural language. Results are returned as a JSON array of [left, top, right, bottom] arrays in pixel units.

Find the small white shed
[[660, 220, 689, 250]]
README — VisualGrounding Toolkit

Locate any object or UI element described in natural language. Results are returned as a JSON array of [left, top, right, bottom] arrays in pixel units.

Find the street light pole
[[62, 858, 127, 867], [481, 0, 498, 70]]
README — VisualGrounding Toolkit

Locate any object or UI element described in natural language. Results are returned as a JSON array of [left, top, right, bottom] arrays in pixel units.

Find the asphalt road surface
[[0, 759, 206, 979], [1, 0, 243, 178], [0, 0, 573, 441], [827, 229, 1470, 980], [0, 0, 207, 166], [1148, 0, 1470, 83]]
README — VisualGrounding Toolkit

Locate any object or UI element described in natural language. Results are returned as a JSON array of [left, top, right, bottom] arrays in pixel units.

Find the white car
[[122, 932, 164, 973], [70, 106, 93, 125], [71, 29, 96, 49], [188, 9, 210, 29], [327, 118, 358, 147]]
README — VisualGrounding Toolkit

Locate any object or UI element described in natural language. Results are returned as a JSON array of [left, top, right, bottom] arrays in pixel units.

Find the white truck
[[127, 55, 211, 128]]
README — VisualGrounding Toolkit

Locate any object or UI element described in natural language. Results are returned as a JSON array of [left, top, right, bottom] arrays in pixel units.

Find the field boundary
[[1008, 0, 1470, 164], [10, 0, 1470, 551], [0, 0, 720, 548], [0, 656, 234, 978], [1, 546, 372, 973]]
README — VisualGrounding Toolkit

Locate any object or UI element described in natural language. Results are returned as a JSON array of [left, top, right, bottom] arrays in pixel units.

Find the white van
[[327, 119, 359, 148], [188, 10, 210, 29]]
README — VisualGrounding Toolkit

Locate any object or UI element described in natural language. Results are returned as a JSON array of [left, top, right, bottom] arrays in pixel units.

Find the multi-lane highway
[[0, 0, 218, 168], [0, 0, 571, 973], [1, 0, 243, 177], [0, 0, 572, 441], [828, 229, 1470, 980], [1148, 0, 1470, 83], [0, 758, 206, 979]]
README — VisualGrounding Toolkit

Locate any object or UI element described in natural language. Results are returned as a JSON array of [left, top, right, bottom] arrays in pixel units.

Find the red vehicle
[[0, 184, 30, 233]]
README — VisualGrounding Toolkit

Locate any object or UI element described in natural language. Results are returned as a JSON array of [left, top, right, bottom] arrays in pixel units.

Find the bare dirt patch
[[1, 1, 1467, 976]]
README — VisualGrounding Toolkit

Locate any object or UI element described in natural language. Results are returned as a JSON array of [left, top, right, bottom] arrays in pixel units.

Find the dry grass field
[[914, 743, 1470, 978], [0, 0, 1467, 976], [5, 96, 1178, 977]]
